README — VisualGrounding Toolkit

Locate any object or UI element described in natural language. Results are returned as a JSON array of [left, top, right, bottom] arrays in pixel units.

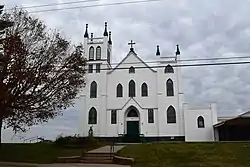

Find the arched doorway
[[125, 107, 140, 136]]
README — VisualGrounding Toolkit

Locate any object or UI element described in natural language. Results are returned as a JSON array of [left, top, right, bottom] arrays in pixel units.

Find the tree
[[0, 5, 14, 30], [0, 7, 87, 144]]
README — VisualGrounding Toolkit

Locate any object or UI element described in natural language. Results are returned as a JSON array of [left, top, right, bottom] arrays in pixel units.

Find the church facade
[[79, 22, 218, 142]]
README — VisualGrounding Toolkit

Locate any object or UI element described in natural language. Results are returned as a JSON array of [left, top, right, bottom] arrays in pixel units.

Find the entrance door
[[127, 121, 139, 135]]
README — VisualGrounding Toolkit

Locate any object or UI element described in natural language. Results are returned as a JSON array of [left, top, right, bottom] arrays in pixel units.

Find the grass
[[0, 142, 98, 164], [117, 142, 250, 167]]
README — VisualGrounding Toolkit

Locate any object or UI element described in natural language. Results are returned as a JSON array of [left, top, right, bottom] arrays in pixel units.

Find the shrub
[[54, 135, 100, 148]]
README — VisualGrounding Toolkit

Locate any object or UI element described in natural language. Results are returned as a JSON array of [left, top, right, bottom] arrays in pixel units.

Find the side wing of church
[[79, 22, 218, 142]]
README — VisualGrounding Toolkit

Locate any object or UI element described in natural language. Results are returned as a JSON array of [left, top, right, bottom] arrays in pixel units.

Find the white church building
[[79, 22, 218, 142]]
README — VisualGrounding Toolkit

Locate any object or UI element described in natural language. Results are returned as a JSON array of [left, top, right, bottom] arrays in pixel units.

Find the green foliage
[[118, 142, 250, 167]]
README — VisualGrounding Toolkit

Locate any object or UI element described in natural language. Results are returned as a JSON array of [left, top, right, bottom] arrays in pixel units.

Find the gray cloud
[[2, 0, 250, 141]]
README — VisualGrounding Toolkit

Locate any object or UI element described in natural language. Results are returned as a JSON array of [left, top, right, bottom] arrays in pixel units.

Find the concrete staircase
[[81, 152, 115, 164]]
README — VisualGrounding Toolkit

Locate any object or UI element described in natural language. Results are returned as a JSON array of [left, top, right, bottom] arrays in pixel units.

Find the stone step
[[81, 159, 114, 164], [84, 153, 115, 157], [83, 155, 113, 160]]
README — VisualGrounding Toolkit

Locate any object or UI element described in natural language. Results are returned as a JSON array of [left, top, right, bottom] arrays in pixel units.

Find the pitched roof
[[214, 111, 250, 128], [107, 50, 157, 74]]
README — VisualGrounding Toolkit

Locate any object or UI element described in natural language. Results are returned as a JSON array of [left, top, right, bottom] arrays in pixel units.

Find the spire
[[176, 44, 180, 55], [108, 31, 112, 45], [156, 45, 160, 56], [84, 24, 89, 38], [103, 22, 108, 36]]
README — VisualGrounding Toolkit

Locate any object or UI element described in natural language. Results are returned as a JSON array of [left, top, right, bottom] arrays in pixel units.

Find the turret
[[176, 44, 180, 56], [103, 22, 108, 37], [156, 45, 160, 56], [84, 24, 89, 38]]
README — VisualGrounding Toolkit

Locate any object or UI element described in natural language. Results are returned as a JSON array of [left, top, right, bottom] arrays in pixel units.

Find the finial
[[84, 24, 89, 38], [90, 33, 93, 41], [156, 45, 160, 56], [108, 31, 112, 45], [103, 22, 108, 36], [176, 44, 180, 55]]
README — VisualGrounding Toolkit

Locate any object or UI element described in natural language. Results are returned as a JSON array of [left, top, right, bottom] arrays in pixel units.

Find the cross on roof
[[128, 40, 136, 52]]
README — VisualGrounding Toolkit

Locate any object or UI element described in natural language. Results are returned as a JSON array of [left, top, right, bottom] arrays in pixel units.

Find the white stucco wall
[[79, 26, 218, 142], [183, 103, 217, 142]]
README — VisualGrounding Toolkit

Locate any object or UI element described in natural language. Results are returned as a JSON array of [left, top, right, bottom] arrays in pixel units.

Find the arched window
[[166, 79, 174, 96], [141, 83, 148, 97], [197, 116, 205, 128], [96, 46, 101, 60], [116, 84, 123, 97], [129, 66, 135, 73], [90, 81, 97, 98], [167, 106, 176, 123], [129, 80, 135, 97], [127, 109, 138, 117], [89, 46, 94, 60], [165, 64, 174, 73], [88, 107, 97, 124]]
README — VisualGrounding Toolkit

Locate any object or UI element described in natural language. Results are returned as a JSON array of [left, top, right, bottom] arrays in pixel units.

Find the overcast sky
[[2, 0, 250, 142]]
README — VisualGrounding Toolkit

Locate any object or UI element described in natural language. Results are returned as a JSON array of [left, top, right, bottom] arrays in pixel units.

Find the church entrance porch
[[124, 106, 141, 142]]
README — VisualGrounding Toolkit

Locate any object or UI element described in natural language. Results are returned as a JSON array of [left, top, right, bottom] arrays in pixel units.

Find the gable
[[108, 51, 156, 74]]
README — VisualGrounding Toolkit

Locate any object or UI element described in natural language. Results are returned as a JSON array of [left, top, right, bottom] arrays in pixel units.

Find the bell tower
[[81, 22, 113, 137], [156, 44, 184, 137]]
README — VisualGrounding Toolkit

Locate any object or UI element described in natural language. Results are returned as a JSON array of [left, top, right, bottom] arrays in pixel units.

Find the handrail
[[110, 136, 115, 159]]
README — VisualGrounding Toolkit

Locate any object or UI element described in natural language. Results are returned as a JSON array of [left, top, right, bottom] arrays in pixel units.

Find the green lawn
[[0, 142, 90, 164], [118, 142, 250, 167]]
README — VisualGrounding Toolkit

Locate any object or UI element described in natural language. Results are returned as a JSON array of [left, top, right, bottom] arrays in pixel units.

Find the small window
[[166, 79, 174, 96], [116, 84, 123, 97], [165, 64, 174, 73], [197, 116, 205, 128], [129, 66, 135, 73], [167, 106, 176, 123], [88, 64, 93, 73], [141, 83, 148, 97], [90, 81, 97, 98], [111, 110, 117, 124], [96, 46, 101, 60], [129, 80, 136, 97], [148, 109, 154, 123], [96, 64, 100, 73], [89, 46, 94, 60], [88, 107, 97, 124]]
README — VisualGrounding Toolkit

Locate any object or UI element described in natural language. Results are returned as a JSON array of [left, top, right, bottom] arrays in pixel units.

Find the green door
[[127, 121, 139, 135]]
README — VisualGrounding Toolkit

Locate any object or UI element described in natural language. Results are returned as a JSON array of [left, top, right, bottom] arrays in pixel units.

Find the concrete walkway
[[0, 162, 130, 167], [87, 145, 125, 153]]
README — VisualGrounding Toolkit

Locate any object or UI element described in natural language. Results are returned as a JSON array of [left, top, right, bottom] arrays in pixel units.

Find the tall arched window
[[141, 83, 148, 97], [89, 46, 94, 60], [165, 64, 174, 73], [88, 107, 97, 124], [166, 79, 174, 96], [90, 81, 97, 98], [129, 66, 135, 73], [116, 84, 123, 97], [96, 46, 101, 60], [167, 106, 176, 123], [129, 80, 135, 97], [197, 116, 205, 128]]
